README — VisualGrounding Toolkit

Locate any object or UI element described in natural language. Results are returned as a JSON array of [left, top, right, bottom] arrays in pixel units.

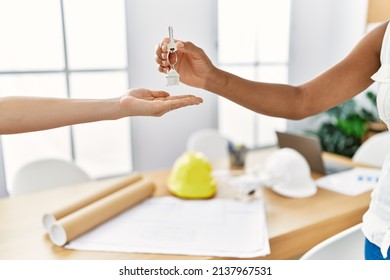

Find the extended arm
[[0, 88, 202, 134], [156, 22, 387, 119]]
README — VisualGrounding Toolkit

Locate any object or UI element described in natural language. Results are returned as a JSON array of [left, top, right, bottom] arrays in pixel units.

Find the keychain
[[166, 26, 180, 86]]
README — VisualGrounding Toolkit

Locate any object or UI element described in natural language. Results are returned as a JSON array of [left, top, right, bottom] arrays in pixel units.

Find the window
[[0, 0, 131, 191], [217, 0, 290, 147]]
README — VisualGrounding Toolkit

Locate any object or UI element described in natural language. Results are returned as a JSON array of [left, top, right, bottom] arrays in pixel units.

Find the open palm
[[120, 88, 203, 117]]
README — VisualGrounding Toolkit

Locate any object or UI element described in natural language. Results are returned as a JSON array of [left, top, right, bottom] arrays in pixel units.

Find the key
[[167, 26, 176, 52]]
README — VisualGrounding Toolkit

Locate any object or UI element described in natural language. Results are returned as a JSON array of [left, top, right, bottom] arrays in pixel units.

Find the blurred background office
[[0, 0, 380, 196]]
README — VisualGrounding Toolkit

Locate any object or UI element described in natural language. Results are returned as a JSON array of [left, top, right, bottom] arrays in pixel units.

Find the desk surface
[[0, 150, 372, 260]]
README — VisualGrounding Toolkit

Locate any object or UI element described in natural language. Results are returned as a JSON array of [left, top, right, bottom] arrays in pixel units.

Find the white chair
[[352, 131, 390, 168], [10, 158, 91, 196], [186, 128, 230, 170], [300, 223, 365, 260]]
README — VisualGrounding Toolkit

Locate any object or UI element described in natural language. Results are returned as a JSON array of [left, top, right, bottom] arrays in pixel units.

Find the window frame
[[0, 0, 132, 195], [217, 0, 290, 148]]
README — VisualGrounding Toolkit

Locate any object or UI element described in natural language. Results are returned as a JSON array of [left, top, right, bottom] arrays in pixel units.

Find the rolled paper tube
[[42, 172, 143, 232], [49, 178, 155, 246]]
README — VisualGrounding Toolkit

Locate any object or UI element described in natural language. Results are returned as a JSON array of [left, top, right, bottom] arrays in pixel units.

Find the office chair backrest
[[10, 158, 91, 196], [186, 128, 230, 170], [352, 131, 390, 168], [300, 223, 364, 260]]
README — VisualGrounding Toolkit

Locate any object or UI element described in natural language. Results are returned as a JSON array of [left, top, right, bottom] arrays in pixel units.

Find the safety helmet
[[258, 148, 316, 198], [167, 151, 217, 199]]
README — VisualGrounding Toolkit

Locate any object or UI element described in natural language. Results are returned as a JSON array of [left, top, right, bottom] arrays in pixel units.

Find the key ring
[[167, 51, 178, 68]]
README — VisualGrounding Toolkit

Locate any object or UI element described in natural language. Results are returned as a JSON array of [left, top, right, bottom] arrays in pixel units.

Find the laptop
[[275, 131, 351, 174]]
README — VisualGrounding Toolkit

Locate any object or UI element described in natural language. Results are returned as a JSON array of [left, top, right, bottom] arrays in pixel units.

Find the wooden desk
[[0, 151, 372, 260]]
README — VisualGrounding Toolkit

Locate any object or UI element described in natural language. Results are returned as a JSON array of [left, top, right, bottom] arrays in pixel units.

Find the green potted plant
[[315, 91, 384, 158]]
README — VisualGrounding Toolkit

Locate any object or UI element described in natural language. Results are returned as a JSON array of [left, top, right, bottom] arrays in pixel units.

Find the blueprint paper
[[66, 196, 270, 258], [316, 167, 381, 196]]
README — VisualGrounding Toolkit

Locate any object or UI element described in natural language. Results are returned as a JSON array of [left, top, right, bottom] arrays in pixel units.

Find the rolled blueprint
[[49, 178, 155, 246], [42, 172, 143, 232]]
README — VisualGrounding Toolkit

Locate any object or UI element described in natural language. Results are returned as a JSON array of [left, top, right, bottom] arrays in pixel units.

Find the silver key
[[167, 26, 176, 52]]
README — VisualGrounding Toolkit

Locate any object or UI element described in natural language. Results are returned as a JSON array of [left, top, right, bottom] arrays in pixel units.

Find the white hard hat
[[258, 148, 316, 198]]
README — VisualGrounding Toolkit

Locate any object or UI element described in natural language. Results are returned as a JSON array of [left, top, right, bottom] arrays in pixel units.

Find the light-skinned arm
[[0, 88, 203, 134], [156, 22, 387, 119]]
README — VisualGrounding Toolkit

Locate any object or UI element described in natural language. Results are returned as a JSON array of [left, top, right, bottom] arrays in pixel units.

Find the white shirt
[[362, 20, 390, 258]]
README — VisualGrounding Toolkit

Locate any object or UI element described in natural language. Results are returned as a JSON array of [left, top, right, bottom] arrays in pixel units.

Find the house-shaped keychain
[[166, 68, 180, 86]]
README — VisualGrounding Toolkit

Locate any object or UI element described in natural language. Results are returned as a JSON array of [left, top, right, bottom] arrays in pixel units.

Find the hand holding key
[[155, 31, 217, 90]]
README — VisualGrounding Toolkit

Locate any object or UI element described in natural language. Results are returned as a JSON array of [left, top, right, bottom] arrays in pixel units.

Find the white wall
[[287, 0, 368, 132], [126, 0, 218, 171]]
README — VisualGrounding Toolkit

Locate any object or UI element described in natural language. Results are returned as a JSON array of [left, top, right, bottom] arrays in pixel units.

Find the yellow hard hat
[[167, 151, 217, 199]]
